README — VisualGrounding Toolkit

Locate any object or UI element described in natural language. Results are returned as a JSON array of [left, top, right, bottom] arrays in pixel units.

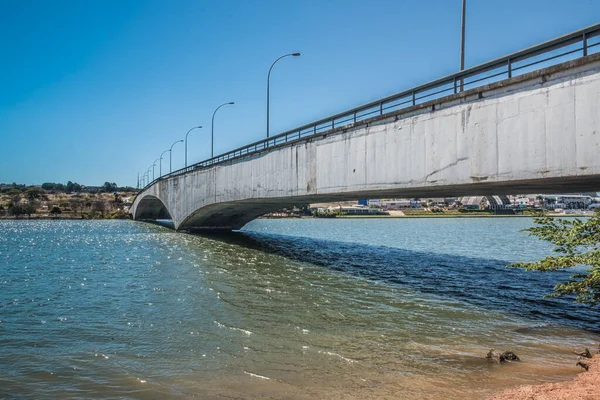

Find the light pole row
[[140, 101, 235, 186], [138, 0, 468, 189], [139, 51, 302, 188]]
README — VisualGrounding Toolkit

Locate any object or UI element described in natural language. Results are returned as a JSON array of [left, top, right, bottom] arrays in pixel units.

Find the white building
[[380, 199, 420, 209]]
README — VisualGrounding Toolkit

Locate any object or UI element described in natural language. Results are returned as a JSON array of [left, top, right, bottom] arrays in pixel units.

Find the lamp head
[[292, 53, 301, 56], [228, 102, 235, 105]]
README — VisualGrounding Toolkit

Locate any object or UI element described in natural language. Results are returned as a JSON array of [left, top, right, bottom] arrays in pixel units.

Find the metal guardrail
[[139, 23, 600, 192]]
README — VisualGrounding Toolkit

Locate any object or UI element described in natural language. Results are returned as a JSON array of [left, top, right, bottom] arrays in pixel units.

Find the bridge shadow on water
[[193, 230, 600, 333]]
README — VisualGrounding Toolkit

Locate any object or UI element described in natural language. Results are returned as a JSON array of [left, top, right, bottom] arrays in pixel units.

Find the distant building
[[513, 196, 532, 208], [543, 195, 592, 209], [428, 197, 458, 207], [461, 196, 486, 210], [320, 206, 384, 215], [460, 195, 511, 210], [380, 199, 420, 209]]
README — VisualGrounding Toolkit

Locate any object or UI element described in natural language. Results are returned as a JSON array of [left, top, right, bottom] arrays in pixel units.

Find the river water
[[0, 218, 598, 399]]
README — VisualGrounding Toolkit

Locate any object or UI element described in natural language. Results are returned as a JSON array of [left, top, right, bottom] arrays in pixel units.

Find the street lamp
[[460, 0, 466, 91], [212, 102, 234, 158], [267, 52, 300, 138], [169, 139, 184, 173], [184, 126, 202, 168], [152, 158, 160, 181], [159, 149, 170, 177]]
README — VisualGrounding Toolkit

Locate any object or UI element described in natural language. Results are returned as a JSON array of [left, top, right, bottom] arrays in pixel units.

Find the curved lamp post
[[459, 0, 466, 91], [159, 149, 170, 177], [212, 102, 234, 158], [184, 126, 202, 168], [169, 139, 183, 173], [152, 159, 160, 181], [267, 52, 300, 138]]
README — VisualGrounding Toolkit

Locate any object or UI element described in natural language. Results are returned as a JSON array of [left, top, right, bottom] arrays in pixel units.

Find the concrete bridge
[[132, 25, 600, 231]]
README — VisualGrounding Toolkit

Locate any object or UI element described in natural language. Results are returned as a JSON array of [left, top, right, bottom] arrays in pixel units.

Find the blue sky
[[1, 0, 599, 187]]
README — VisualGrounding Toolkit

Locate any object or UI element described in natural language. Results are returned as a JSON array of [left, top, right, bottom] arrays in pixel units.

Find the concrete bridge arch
[[133, 194, 172, 221]]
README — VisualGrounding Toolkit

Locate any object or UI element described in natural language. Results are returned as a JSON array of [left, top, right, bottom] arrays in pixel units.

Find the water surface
[[0, 219, 598, 399]]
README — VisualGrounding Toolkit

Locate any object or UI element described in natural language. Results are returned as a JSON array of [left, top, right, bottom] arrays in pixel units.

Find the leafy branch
[[510, 211, 600, 306]]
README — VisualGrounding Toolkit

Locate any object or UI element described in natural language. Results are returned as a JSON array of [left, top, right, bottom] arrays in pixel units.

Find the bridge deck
[[133, 25, 600, 231]]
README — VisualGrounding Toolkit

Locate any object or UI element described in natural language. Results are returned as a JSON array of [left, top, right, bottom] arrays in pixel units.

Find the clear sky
[[1, 0, 599, 187]]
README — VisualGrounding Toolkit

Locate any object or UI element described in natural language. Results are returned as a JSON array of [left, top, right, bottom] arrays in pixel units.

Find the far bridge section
[[132, 24, 600, 231]]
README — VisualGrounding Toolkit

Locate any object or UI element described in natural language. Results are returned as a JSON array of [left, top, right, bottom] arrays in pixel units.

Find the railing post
[[453, 77, 457, 94], [412, 91, 416, 106], [379, 102, 383, 115], [332, 119, 335, 129], [313, 125, 317, 135], [507, 58, 512, 78], [353, 111, 357, 123], [583, 32, 588, 56]]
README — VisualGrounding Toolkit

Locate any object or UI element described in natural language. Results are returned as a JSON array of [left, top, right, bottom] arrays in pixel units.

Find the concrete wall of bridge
[[132, 55, 600, 230]]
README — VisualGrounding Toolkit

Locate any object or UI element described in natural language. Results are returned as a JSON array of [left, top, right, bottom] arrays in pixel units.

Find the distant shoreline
[[262, 212, 592, 219], [334, 213, 592, 219], [0, 213, 592, 222], [0, 215, 130, 221]]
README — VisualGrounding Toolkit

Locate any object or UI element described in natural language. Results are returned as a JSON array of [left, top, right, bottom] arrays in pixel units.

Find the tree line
[[0, 181, 137, 194]]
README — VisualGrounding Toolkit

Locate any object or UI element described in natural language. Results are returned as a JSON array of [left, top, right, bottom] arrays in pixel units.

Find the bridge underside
[[134, 195, 172, 221], [174, 174, 600, 231]]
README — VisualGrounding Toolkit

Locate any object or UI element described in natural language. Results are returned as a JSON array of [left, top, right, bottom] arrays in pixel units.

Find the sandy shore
[[489, 353, 599, 400]]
